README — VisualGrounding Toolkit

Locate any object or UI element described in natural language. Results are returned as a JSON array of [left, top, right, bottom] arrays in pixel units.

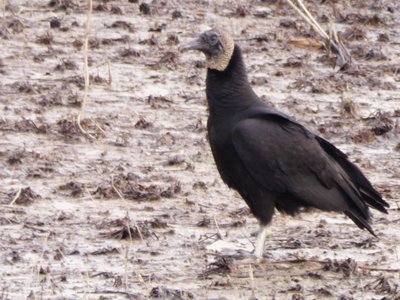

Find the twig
[[24, 224, 55, 234], [30, 233, 50, 284], [249, 264, 255, 299], [9, 187, 21, 205], [1, 205, 25, 213], [91, 290, 140, 297], [296, 0, 329, 40], [1, 0, 6, 17], [55, 248, 70, 263], [107, 60, 112, 86], [198, 232, 220, 243], [89, 117, 105, 134], [234, 36, 270, 42], [358, 266, 400, 273], [271, 258, 324, 265], [286, 0, 325, 38], [213, 215, 224, 240], [111, 175, 144, 242], [329, 21, 352, 68], [271, 258, 400, 272], [77, 0, 94, 139], [90, 272, 114, 278], [285, 0, 352, 69], [80, 0, 92, 120]]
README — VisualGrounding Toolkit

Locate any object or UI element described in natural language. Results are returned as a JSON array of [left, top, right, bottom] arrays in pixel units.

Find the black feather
[[203, 44, 388, 235]]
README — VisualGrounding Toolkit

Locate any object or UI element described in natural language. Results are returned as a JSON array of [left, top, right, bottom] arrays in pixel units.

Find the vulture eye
[[208, 33, 220, 46]]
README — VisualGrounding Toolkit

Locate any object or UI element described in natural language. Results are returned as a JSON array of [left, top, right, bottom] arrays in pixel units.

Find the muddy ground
[[1, 0, 400, 299]]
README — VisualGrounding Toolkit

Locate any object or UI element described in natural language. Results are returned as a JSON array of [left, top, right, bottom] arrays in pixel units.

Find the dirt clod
[[351, 128, 376, 143], [149, 286, 193, 300], [139, 3, 150, 15], [134, 117, 153, 129], [323, 258, 358, 277], [4, 251, 21, 265], [50, 18, 61, 28], [378, 33, 390, 42], [316, 287, 332, 296], [10, 187, 41, 205], [119, 48, 140, 58], [196, 217, 211, 227], [172, 10, 182, 19], [107, 223, 151, 240], [7, 151, 25, 165], [365, 276, 399, 294], [8, 18, 24, 33], [54, 59, 78, 72], [110, 20, 135, 32], [48, 0, 76, 10], [342, 26, 366, 41], [36, 32, 53, 45], [200, 255, 233, 279], [59, 181, 84, 197]]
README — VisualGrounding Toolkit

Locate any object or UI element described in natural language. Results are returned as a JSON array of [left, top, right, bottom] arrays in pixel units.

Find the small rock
[[139, 3, 150, 14], [378, 33, 389, 42], [172, 10, 182, 19]]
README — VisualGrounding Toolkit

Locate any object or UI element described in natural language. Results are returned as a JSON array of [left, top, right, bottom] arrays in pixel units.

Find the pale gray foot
[[206, 224, 270, 263], [253, 224, 269, 260], [233, 224, 270, 264]]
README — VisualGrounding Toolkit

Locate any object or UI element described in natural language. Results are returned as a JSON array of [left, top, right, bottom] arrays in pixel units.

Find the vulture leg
[[254, 224, 269, 259]]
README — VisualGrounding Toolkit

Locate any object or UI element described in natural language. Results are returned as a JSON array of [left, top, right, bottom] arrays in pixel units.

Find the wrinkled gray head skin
[[184, 28, 235, 71]]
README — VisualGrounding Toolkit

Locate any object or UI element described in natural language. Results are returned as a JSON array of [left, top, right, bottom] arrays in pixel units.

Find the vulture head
[[183, 28, 234, 71]]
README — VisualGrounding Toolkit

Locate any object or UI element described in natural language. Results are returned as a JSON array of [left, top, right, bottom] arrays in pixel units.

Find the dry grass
[[286, 0, 352, 69], [8, 187, 21, 205], [110, 175, 147, 294], [1, 0, 5, 16], [76, 0, 95, 139]]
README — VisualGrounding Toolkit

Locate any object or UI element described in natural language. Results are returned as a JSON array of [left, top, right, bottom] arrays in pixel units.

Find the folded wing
[[232, 114, 388, 235]]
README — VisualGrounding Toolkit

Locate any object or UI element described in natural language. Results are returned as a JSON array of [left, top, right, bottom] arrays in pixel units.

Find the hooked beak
[[180, 38, 205, 52]]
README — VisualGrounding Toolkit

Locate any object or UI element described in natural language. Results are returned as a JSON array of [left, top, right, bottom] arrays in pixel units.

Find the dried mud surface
[[1, 0, 400, 299]]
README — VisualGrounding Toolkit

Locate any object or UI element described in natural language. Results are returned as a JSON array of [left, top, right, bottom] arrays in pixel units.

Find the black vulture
[[183, 28, 389, 258]]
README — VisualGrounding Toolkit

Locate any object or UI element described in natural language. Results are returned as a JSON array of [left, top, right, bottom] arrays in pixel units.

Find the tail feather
[[360, 188, 389, 213], [316, 136, 389, 236], [344, 210, 376, 237], [335, 178, 370, 221], [316, 136, 389, 213]]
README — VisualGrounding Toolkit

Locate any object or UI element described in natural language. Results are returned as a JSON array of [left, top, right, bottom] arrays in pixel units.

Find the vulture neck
[[206, 45, 257, 116]]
